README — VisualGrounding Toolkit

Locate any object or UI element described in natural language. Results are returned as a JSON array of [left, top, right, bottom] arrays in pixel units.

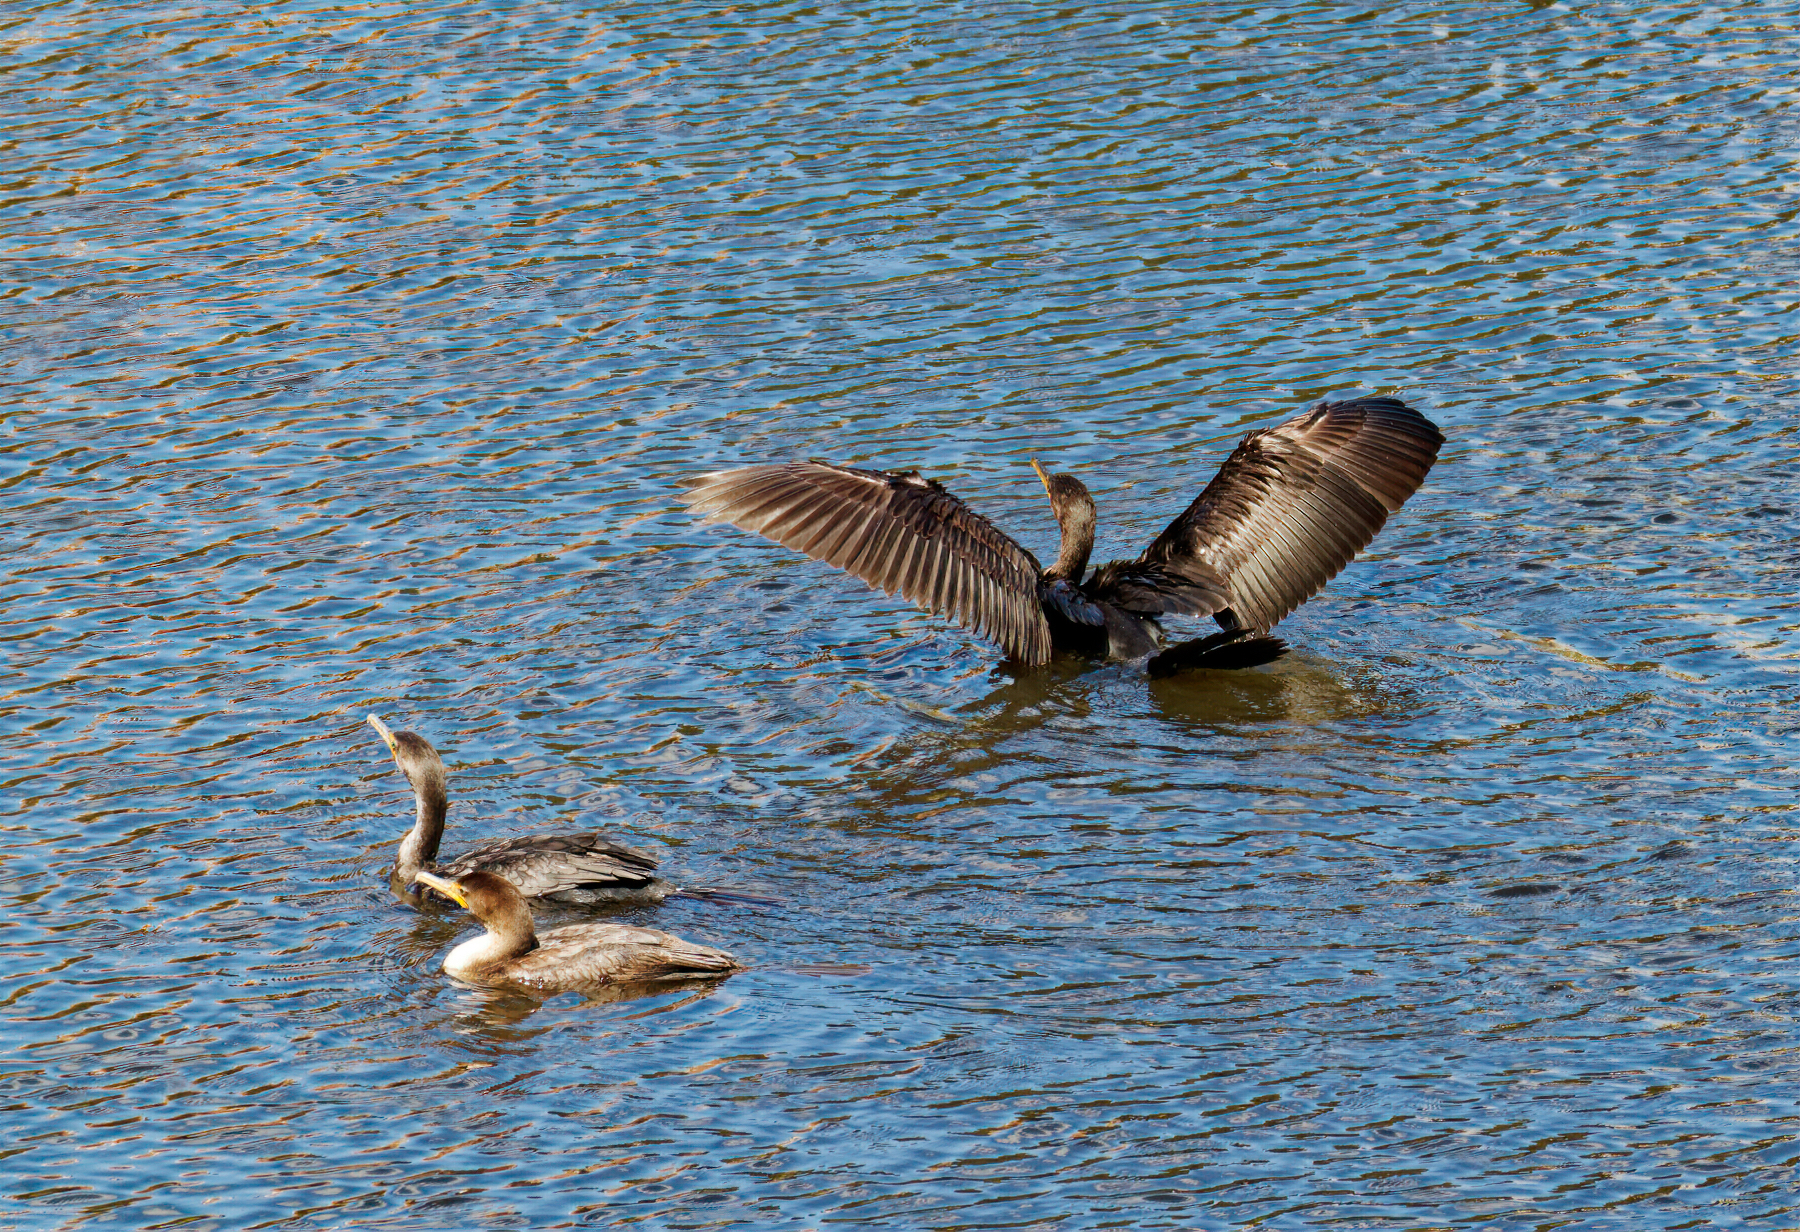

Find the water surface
[[6, 0, 1800, 1227]]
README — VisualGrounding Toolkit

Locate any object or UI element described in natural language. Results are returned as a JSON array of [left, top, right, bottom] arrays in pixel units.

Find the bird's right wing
[[684, 462, 1052, 665]]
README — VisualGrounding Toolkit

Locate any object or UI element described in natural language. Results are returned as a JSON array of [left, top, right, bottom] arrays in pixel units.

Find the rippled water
[[6, 0, 1800, 1226]]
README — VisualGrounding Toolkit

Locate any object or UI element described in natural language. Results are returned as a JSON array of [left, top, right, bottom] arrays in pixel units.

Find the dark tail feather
[[669, 885, 782, 908], [1146, 629, 1288, 678]]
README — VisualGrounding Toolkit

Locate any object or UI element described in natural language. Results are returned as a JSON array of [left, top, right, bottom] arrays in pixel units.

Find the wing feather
[[443, 832, 664, 902], [901, 531, 937, 611], [846, 514, 896, 587], [1116, 396, 1443, 630], [927, 536, 955, 617], [506, 922, 740, 989], [811, 501, 877, 569], [685, 462, 1053, 664], [719, 476, 804, 529], [944, 542, 967, 629]]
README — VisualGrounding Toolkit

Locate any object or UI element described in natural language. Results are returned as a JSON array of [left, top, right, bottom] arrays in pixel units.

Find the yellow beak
[[1030, 457, 1052, 497], [413, 870, 468, 907], [366, 713, 397, 754]]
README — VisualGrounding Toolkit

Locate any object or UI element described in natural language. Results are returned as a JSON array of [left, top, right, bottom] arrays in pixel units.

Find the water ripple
[[6, 0, 1800, 1226]]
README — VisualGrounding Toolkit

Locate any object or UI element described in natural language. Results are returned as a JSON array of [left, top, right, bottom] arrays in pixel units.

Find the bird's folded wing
[[445, 832, 661, 900], [684, 462, 1052, 665], [516, 924, 740, 986], [1133, 397, 1444, 630], [1039, 577, 1107, 626], [1086, 558, 1233, 618]]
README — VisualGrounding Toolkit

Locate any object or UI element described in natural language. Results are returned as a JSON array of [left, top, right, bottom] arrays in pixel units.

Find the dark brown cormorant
[[683, 396, 1443, 675], [368, 714, 671, 905], [413, 870, 740, 991]]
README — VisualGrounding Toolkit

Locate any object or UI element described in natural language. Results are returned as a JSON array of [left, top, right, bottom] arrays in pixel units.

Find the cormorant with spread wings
[[683, 396, 1442, 677]]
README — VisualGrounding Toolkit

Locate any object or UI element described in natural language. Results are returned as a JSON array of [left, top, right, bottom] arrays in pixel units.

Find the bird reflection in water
[[772, 650, 1426, 863]]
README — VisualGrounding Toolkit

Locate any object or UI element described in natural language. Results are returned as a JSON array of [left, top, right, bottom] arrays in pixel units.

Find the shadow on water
[[957, 638, 1424, 733], [899, 646, 1410, 751]]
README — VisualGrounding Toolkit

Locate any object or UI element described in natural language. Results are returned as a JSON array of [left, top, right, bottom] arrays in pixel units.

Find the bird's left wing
[[1110, 397, 1443, 630], [684, 461, 1052, 664]]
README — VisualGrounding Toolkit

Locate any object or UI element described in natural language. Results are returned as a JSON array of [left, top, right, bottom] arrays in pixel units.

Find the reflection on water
[[1145, 652, 1407, 730], [436, 978, 743, 1033], [7, 0, 1800, 1226]]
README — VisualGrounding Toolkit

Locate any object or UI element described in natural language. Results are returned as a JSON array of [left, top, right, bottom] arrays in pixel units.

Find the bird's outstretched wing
[[1102, 397, 1443, 630], [684, 462, 1053, 665], [443, 832, 662, 902]]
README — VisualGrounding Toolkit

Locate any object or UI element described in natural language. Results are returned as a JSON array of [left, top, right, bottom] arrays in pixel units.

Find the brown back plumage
[[504, 923, 741, 988], [1132, 396, 1443, 630], [443, 831, 661, 902], [684, 461, 1052, 664]]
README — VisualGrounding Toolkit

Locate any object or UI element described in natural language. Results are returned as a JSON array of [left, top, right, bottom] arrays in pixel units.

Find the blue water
[[6, 0, 1800, 1226]]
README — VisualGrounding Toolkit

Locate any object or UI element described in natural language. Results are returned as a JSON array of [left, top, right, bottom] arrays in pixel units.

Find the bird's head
[[1031, 458, 1097, 580], [367, 714, 448, 800], [414, 869, 530, 930]]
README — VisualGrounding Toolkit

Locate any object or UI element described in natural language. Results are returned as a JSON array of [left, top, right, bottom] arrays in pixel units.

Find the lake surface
[[6, 0, 1800, 1226]]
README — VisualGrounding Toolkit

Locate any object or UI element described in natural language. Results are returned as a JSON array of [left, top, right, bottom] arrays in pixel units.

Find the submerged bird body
[[684, 397, 1444, 674], [415, 870, 739, 991], [368, 715, 670, 905]]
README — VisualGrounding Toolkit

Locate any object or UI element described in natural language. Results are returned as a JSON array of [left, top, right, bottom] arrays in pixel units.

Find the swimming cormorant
[[414, 870, 740, 991], [368, 715, 672, 905]]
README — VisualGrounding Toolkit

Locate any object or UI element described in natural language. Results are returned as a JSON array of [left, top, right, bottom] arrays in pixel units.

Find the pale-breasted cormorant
[[414, 870, 740, 991]]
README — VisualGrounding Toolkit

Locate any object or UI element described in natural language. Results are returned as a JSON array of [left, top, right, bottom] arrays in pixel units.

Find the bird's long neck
[[1047, 498, 1096, 583], [443, 904, 540, 979], [396, 772, 447, 881], [1049, 528, 1093, 582]]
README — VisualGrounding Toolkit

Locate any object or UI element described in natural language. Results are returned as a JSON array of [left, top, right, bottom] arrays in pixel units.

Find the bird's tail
[[669, 884, 782, 908], [659, 943, 743, 975], [1146, 629, 1288, 678]]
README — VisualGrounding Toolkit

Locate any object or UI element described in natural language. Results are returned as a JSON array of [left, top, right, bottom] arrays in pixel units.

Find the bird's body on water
[[414, 869, 740, 992], [684, 396, 1444, 675]]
